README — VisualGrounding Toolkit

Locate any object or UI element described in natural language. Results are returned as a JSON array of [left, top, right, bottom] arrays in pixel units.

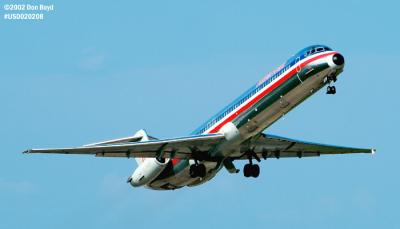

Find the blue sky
[[1, 0, 399, 228]]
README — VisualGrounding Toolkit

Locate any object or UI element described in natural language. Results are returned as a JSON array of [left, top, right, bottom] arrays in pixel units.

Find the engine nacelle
[[218, 122, 240, 141], [129, 158, 170, 187]]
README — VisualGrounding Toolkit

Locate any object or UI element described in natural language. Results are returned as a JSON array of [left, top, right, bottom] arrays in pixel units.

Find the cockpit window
[[285, 45, 332, 65], [304, 45, 332, 57]]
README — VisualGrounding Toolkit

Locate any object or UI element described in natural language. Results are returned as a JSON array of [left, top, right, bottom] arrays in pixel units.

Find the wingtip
[[22, 149, 31, 154], [371, 148, 376, 155]]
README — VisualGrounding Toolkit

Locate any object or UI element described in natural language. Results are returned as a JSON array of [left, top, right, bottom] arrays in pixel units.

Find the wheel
[[251, 164, 260, 178], [331, 86, 336, 94], [198, 164, 206, 178], [189, 164, 197, 178], [243, 164, 251, 177], [327, 86, 333, 94]]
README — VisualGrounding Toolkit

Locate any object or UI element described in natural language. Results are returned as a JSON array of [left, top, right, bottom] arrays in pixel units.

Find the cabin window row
[[200, 62, 294, 133]]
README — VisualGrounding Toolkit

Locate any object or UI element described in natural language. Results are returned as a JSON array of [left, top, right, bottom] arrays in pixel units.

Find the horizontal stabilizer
[[84, 129, 157, 146]]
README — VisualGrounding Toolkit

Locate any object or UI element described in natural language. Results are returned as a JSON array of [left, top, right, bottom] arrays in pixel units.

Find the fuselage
[[146, 45, 345, 190]]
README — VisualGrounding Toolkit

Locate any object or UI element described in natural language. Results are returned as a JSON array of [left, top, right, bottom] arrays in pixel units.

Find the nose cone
[[332, 53, 345, 66]]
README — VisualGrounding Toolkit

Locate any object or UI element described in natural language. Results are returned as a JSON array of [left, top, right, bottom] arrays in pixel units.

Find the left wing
[[23, 133, 225, 159], [230, 133, 375, 160]]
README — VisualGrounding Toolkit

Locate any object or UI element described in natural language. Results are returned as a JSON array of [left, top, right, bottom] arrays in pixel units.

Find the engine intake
[[129, 158, 170, 187]]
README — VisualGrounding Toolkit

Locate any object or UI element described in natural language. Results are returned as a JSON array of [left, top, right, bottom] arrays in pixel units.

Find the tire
[[327, 86, 332, 94], [251, 164, 260, 178], [243, 164, 251, 177], [189, 164, 197, 178], [198, 164, 206, 178]]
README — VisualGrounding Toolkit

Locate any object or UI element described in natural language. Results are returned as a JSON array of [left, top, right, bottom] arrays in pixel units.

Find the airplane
[[24, 45, 375, 190]]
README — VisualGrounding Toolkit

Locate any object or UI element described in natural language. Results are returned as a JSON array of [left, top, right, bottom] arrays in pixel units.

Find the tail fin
[[132, 129, 150, 165]]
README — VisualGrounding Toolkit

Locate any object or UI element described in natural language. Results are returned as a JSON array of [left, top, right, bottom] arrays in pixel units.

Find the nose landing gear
[[325, 75, 337, 94], [327, 85, 336, 94]]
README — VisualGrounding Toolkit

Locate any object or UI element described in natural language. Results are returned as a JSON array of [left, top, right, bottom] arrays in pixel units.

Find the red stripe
[[172, 158, 179, 165], [207, 52, 336, 134]]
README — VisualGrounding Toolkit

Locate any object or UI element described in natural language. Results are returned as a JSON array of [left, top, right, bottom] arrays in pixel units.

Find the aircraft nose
[[332, 53, 345, 66]]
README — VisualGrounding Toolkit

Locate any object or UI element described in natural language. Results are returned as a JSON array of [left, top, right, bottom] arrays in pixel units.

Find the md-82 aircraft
[[24, 45, 375, 190]]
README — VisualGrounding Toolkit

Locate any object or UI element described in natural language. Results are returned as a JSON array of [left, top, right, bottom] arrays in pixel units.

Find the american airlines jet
[[24, 45, 375, 190]]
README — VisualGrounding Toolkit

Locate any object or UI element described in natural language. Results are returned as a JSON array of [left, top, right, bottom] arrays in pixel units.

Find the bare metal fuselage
[[148, 51, 342, 190]]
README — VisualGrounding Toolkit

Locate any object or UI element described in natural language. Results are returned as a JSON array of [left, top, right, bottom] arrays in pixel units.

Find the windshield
[[285, 45, 332, 65]]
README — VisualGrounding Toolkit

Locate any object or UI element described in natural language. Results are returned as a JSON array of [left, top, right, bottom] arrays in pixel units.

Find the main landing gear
[[243, 163, 260, 178], [326, 75, 337, 95], [190, 163, 206, 178], [243, 151, 261, 178]]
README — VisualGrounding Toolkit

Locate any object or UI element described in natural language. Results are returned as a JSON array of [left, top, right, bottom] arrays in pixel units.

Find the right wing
[[23, 133, 226, 159], [230, 133, 375, 160]]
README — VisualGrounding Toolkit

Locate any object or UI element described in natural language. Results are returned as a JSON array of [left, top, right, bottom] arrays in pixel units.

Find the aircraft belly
[[147, 161, 221, 190]]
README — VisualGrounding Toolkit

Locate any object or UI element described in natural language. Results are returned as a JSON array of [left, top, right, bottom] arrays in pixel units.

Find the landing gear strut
[[243, 151, 261, 178], [190, 163, 206, 178], [327, 75, 337, 83]]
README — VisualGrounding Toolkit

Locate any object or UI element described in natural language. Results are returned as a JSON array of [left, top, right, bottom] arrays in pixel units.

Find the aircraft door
[[295, 56, 301, 72], [295, 56, 303, 83]]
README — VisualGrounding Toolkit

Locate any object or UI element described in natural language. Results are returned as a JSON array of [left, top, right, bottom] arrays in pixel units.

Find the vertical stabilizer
[[132, 129, 149, 165]]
